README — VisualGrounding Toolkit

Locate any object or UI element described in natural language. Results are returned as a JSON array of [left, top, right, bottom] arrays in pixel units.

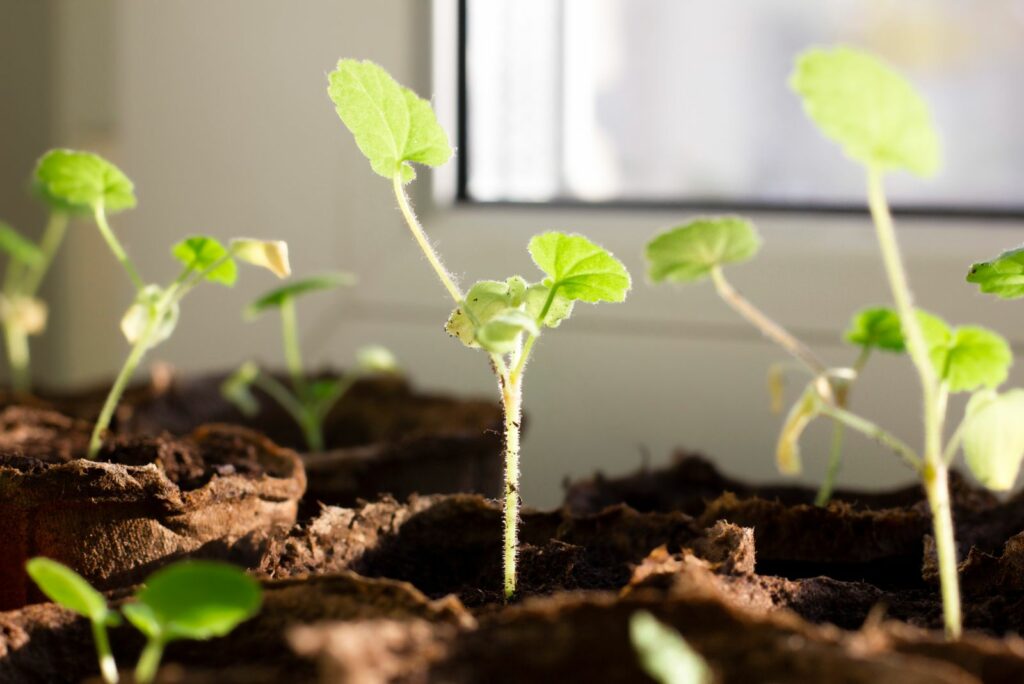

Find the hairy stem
[[501, 370, 523, 600], [815, 402, 922, 473], [392, 174, 463, 305], [4, 320, 30, 395], [866, 166, 959, 639], [279, 298, 306, 394], [91, 619, 119, 684], [93, 205, 144, 292], [134, 638, 165, 684]]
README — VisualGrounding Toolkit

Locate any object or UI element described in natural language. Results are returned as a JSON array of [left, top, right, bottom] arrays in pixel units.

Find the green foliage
[[222, 361, 261, 417], [967, 247, 1024, 299], [789, 46, 940, 176], [961, 389, 1024, 491], [246, 272, 355, 318], [0, 222, 43, 266], [33, 149, 136, 212], [630, 611, 712, 684], [123, 561, 261, 642], [120, 285, 180, 350], [645, 217, 761, 284], [845, 307, 904, 351], [327, 59, 452, 182], [446, 278, 530, 353], [916, 312, 1012, 393], [528, 232, 631, 303], [172, 236, 237, 286], [25, 558, 117, 625]]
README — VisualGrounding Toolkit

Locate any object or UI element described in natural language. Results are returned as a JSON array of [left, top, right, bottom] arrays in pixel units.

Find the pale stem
[[22, 211, 69, 296], [3, 320, 30, 395], [501, 369, 523, 600], [93, 205, 144, 292], [91, 619, 119, 684], [88, 324, 153, 458], [252, 371, 322, 452], [392, 173, 463, 305], [279, 297, 306, 394], [815, 422, 846, 507], [134, 638, 165, 684], [814, 402, 922, 473], [866, 166, 959, 639]]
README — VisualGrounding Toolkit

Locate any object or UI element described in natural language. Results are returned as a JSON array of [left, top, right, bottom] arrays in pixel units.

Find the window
[[461, 0, 1024, 213]]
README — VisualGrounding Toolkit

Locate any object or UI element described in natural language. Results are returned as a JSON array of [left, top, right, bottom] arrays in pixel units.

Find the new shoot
[[33, 152, 292, 459], [630, 611, 713, 684], [327, 59, 631, 599], [222, 272, 399, 452]]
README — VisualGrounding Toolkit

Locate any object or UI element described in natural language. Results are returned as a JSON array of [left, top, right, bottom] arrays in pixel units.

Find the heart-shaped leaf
[[645, 217, 761, 284], [33, 149, 136, 213], [529, 232, 630, 303], [172, 236, 237, 286]]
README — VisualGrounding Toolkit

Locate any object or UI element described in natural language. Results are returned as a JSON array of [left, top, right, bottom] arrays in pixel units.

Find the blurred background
[[2, 0, 1023, 507]]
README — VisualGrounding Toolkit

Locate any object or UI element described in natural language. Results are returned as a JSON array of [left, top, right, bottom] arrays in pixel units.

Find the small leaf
[[221, 362, 261, 417], [524, 283, 574, 328], [327, 59, 452, 183], [231, 239, 290, 278], [927, 323, 1011, 393], [0, 222, 43, 266], [121, 285, 179, 350], [776, 388, 820, 476], [122, 602, 162, 640], [967, 247, 1024, 299], [845, 307, 904, 352], [790, 46, 940, 176], [172, 236, 237, 286], [961, 389, 1024, 491], [528, 232, 631, 303], [356, 345, 399, 374], [132, 561, 261, 642], [445, 278, 528, 350], [25, 558, 111, 622], [475, 309, 540, 355], [245, 272, 355, 318], [33, 149, 136, 212], [630, 611, 712, 684], [645, 217, 761, 284]]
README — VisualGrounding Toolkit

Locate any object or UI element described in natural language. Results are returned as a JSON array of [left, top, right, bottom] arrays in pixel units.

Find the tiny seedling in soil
[[0, 150, 102, 394], [27, 558, 261, 684], [32, 151, 292, 459], [645, 216, 904, 505], [776, 45, 1022, 639], [222, 272, 400, 452], [630, 611, 712, 684], [328, 59, 631, 599]]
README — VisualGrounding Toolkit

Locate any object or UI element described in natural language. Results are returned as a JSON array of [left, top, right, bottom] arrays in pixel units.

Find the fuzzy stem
[[22, 211, 69, 297], [4, 320, 30, 395], [91, 619, 119, 684], [501, 370, 523, 600], [89, 326, 152, 458], [134, 638, 164, 684], [279, 297, 306, 394], [92, 205, 144, 292], [392, 174, 463, 305], [866, 166, 959, 639]]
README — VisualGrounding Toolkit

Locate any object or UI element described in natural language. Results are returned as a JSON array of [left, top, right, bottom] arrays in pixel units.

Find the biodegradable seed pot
[[0, 407, 305, 611]]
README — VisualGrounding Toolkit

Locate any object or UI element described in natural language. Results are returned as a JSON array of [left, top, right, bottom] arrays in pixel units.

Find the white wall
[[35, 0, 1024, 507]]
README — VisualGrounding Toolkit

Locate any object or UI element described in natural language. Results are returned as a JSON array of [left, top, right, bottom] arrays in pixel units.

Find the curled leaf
[[961, 389, 1024, 491], [121, 285, 178, 350], [645, 217, 761, 284], [967, 247, 1024, 299], [776, 388, 820, 476], [844, 307, 904, 352], [232, 239, 291, 278], [446, 278, 528, 350], [474, 309, 539, 355]]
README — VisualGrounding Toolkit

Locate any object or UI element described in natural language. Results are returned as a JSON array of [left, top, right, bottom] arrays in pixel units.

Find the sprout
[[630, 611, 712, 684]]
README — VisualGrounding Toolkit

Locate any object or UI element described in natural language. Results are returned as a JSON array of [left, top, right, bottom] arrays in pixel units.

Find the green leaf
[[645, 217, 761, 284], [0, 222, 43, 266], [25, 558, 111, 622], [120, 285, 179, 350], [915, 311, 1012, 393], [231, 239, 291, 279], [122, 602, 162, 640], [630, 611, 712, 684], [221, 362, 261, 417], [327, 59, 452, 183], [445, 278, 528, 350], [245, 272, 355, 318], [33, 149, 136, 212], [524, 283, 574, 328], [961, 389, 1024, 491], [528, 232, 631, 303], [131, 561, 261, 642], [967, 247, 1024, 299], [844, 307, 904, 352], [475, 309, 540, 355], [790, 46, 940, 176], [172, 236, 237, 286]]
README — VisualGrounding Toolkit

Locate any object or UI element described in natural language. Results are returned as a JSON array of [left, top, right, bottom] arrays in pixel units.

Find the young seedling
[[32, 151, 291, 459], [327, 59, 631, 599], [0, 150, 104, 394], [630, 611, 712, 684], [783, 45, 1020, 638], [26, 557, 122, 684], [645, 217, 896, 505], [122, 561, 262, 683], [221, 272, 400, 452], [27, 558, 262, 684]]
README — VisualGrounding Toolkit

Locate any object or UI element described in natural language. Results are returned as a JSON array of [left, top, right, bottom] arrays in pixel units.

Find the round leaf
[[962, 389, 1024, 491], [844, 306, 904, 352], [645, 217, 761, 284], [172, 236, 237, 286], [528, 232, 631, 303], [967, 247, 1024, 299], [25, 557, 110, 622], [931, 325, 1011, 393], [132, 561, 261, 642], [33, 149, 136, 213], [246, 272, 355, 318], [789, 46, 940, 176], [327, 59, 452, 183]]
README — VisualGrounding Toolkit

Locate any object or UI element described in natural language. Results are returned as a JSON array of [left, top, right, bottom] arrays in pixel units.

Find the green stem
[[866, 166, 959, 639], [3, 319, 30, 395], [252, 372, 321, 452], [815, 402, 922, 473], [22, 211, 69, 297], [392, 173, 463, 305], [88, 321, 154, 458], [279, 298, 306, 394], [501, 369, 522, 600], [134, 638, 165, 684], [91, 619, 119, 684], [815, 421, 846, 506], [93, 205, 144, 292]]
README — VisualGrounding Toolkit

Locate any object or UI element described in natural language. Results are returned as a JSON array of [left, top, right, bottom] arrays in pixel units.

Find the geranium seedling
[[37, 153, 292, 458], [787, 45, 1020, 639], [328, 59, 631, 599], [221, 272, 400, 451], [26, 558, 122, 684], [630, 611, 712, 684], [122, 561, 262, 684]]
